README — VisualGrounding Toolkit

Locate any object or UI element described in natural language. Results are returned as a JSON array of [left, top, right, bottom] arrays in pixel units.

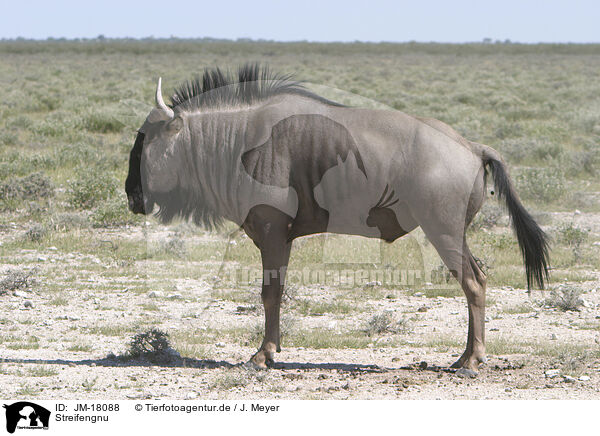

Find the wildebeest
[[126, 64, 549, 375]]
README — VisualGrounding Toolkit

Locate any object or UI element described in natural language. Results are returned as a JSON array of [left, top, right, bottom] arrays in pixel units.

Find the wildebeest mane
[[169, 63, 344, 112], [153, 186, 224, 230]]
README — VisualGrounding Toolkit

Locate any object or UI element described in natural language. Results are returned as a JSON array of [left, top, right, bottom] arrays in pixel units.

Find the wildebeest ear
[[167, 116, 183, 133]]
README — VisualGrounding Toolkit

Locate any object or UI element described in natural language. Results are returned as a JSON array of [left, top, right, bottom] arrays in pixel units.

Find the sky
[[1, 0, 598, 43]]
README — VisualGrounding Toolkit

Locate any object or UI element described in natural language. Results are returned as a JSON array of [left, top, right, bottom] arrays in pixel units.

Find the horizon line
[[1, 36, 599, 45]]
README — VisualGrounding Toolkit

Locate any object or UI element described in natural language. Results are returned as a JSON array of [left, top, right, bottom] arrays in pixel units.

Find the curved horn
[[155, 77, 174, 118]]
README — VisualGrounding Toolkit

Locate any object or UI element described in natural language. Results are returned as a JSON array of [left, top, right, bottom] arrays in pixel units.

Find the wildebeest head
[[126, 78, 187, 217]]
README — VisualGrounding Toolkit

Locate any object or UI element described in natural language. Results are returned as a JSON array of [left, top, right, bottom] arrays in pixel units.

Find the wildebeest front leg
[[249, 239, 292, 368], [243, 206, 293, 369]]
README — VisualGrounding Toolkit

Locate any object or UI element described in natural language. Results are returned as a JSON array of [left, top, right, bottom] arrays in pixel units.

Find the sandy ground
[[0, 267, 599, 400], [0, 210, 599, 400]]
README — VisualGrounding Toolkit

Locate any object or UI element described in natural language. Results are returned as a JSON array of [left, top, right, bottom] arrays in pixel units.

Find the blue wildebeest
[[126, 64, 549, 375]]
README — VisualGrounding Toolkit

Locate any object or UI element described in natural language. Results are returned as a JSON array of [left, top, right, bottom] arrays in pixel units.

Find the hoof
[[242, 360, 268, 371], [451, 353, 486, 369], [248, 350, 274, 369], [450, 358, 465, 369], [455, 367, 478, 379]]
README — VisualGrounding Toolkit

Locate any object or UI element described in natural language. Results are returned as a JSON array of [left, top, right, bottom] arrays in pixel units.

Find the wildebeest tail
[[479, 144, 550, 290]]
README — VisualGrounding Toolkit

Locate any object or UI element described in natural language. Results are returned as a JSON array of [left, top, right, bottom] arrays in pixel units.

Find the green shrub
[[92, 196, 138, 227], [54, 142, 101, 167], [67, 169, 118, 209], [543, 286, 583, 312], [0, 172, 54, 200], [514, 168, 566, 203], [25, 224, 46, 242], [0, 132, 18, 146], [120, 329, 180, 364], [0, 269, 35, 293], [557, 222, 589, 262], [84, 112, 124, 133], [557, 222, 589, 248], [562, 149, 600, 176], [364, 311, 409, 336], [500, 139, 563, 164], [50, 212, 90, 231], [471, 203, 505, 230]]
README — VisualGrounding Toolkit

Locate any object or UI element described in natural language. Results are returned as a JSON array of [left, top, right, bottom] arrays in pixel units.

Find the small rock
[[236, 305, 256, 313], [418, 361, 428, 370], [48, 246, 58, 251], [574, 209, 581, 215], [215, 342, 226, 348], [545, 369, 560, 379], [417, 306, 428, 313], [342, 382, 350, 390], [168, 293, 183, 300], [579, 376, 590, 381], [68, 315, 80, 321], [37, 256, 47, 262], [450, 311, 459, 315], [365, 281, 381, 288], [489, 327, 500, 331], [186, 392, 198, 399], [23, 300, 33, 309], [563, 375, 576, 383], [505, 387, 512, 393], [414, 292, 425, 297], [13, 290, 29, 298], [550, 333, 557, 340], [148, 291, 164, 298]]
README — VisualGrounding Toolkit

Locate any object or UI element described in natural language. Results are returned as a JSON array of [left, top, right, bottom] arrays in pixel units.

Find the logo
[[3, 402, 50, 434]]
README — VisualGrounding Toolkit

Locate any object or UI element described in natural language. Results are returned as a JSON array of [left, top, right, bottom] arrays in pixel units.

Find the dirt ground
[[1, 228, 599, 399]]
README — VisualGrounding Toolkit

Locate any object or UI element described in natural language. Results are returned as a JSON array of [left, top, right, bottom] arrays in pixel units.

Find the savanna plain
[[0, 40, 599, 399]]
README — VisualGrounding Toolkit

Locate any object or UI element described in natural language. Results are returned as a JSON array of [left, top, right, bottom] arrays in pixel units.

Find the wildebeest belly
[[240, 113, 417, 241]]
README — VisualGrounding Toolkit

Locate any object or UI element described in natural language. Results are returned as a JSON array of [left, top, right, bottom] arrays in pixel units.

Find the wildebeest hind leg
[[420, 225, 487, 374], [449, 245, 487, 373]]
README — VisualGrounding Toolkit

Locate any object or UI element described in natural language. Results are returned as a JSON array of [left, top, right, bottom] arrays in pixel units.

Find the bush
[[25, 224, 46, 242], [92, 197, 138, 227], [364, 311, 409, 336], [557, 222, 589, 248], [50, 212, 90, 231], [543, 286, 584, 312], [84, 112, 124, 133], [514, 167, 566, 203], [471, 203, 505, 230], [67, 169, 118, 210], [0, 269, 35, 293], [562, 149, 600, 177], [0, 172, 54, 200], [155, 233, 187, 258], [499, 138, 563, 163], [121, 329, 180, 364], [557, 222, 589, 262]]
